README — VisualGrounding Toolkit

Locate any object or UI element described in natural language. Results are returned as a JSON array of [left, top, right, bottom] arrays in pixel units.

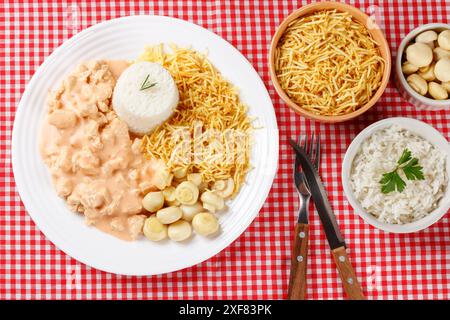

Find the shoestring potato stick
[[275, 9, 385, 116], [139, 45, 252, 197]]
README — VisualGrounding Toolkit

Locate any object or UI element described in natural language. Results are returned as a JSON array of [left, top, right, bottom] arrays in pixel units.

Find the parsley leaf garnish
[[402, 158, 425, 181], [379, 148, 425, 194], [380, 171, 406, 193], [397, 149, 412, 166]]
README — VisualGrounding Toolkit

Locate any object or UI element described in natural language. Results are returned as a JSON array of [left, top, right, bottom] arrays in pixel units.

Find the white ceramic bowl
[[342, 117, 450, 233], [395, 23, 450, 111]]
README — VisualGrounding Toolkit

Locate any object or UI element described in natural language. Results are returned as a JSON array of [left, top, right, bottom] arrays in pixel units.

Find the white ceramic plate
[[12, 16, 279, 275], [342, 117, 450, 233]]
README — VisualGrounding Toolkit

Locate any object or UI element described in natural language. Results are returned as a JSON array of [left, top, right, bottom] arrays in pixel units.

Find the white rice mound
[[350, 125, 447, 224], [112, 62, 179, 135]]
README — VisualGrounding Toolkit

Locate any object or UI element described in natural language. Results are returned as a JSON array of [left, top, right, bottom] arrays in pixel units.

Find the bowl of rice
[[342, 117, 450, 233], [269, 1, 391, 122]]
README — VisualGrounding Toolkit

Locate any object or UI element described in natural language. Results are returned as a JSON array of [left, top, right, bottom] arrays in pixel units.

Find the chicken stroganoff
[[40, 61, 166, 240]]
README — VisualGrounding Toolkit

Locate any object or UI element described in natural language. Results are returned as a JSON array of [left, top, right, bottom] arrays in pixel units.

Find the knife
[[290, 139, 366, 300]]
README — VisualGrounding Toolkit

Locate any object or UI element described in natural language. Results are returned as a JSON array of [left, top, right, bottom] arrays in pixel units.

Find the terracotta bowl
[[268, 1, 391, 123]]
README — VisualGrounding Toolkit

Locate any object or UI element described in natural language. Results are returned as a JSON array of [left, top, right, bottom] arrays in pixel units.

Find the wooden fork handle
[[331, 246, 366, 300], [288, 223, 309, 300]]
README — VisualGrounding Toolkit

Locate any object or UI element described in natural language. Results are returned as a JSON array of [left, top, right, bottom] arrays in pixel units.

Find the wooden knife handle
[[288, 223, 309, 300], [331, 246, 366, 300]]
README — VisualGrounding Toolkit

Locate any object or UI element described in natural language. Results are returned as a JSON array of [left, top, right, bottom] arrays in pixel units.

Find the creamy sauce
[[40, 60, 162, 241], [107, 60, 131, 80]]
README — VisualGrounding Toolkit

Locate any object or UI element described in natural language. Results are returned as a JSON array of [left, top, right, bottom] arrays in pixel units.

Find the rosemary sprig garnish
[[140, 74, 157, 91]]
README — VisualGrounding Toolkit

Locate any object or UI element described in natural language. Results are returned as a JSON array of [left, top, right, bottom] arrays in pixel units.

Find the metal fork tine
[[294, 135, 301, 173], [315, 134, 321, 169], [302, 133, 308, 152], [309, 132, 315, 157]]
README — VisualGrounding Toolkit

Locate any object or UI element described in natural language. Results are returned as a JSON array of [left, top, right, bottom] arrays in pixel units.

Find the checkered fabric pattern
[[1, 0, 449, 300]]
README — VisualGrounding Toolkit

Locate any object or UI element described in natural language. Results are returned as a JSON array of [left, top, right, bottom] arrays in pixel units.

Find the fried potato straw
[[139, 45, 252, 196]]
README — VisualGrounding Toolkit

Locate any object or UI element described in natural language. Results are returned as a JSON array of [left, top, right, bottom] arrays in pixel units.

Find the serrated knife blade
[[289, 139, 345, 250]]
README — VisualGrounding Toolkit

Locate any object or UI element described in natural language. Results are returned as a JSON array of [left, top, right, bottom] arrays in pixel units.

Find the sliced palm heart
[[143, 215, 168, 241], [156, 206, 182, 224], [173, 167, 188, 179], [142, 191, 164, 212], [187, 173, 202, 186], [175, 181, 199, 205], [153, 170, 173, 190], [200, 191, 224, 212], [202, 202, 217, 213], [163, 186, 177, 202], [213, 180, 226, 191], [168, 220, 192, 241], [192, 212, 219, 236], [212, 178, 234, 198], [180, 202, 204, 222]]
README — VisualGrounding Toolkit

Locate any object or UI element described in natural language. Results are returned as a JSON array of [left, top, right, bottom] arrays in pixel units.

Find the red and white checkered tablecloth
[[1, 0, 449, 300]]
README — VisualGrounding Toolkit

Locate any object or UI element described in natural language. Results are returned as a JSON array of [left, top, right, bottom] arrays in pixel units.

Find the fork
[[287, 133, 320, 300]]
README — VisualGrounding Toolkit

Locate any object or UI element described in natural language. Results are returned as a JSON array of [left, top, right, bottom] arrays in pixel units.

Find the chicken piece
[[97, 100, 110, 113], [75, 63, 88, 75], [128, 215, 146, 240], [47, 98, 63, 112], [47, 86, 64, 112], [89, 136, 103, 152], [67, 192, 84, 213], [105, 111, 116, 122], [81, 83, 95, 100], [55, 177, 72, 198], [84, 119, 100, 139], [94, 83, 113, 101], [102, 157, 128, 176], [110, 217, 125, 232], [131, 138, 142, 155], [128, 169, 139, 182], [63, 75, 77, 91], [110, 118, 130, 144], [72, 147, 100, 175], [100, 121, 116, 146], [75, 61, 114, 110], [91, 112, 108, 127], [100, 196, 121, 216], [83, 120, 103, 152], [77, 103, 98, 118], [48, 110, 77, 129], [90, 63, 110, 84], [80, 185, 109, 210], [54, 146, 72, 173]]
